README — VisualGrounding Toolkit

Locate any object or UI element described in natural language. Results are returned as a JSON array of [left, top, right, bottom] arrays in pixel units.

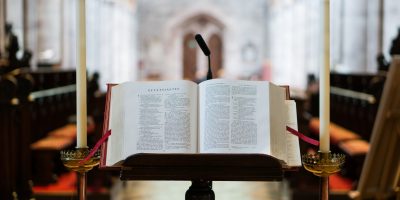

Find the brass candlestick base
[[302, 152, 345, 177], [302, 152, 345, 200], [60, 148, 100, 200]]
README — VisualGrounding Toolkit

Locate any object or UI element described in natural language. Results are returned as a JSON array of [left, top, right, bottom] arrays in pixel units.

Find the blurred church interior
[[1, 0, 400, 199]]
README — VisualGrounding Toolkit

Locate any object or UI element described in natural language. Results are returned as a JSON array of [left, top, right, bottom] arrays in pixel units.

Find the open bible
[[100, 79, 301, 168]]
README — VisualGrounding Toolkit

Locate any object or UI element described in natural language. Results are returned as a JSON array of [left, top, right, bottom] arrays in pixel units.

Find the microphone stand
[[207, 55, 212, 80], [195, 34, 213, 81]]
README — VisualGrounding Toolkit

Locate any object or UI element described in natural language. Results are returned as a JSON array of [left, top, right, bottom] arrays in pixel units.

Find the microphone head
[[195, 34, 211, 56]]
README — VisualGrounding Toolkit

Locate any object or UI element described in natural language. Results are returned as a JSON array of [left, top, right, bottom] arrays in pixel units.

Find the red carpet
[[33, 171, 109, 195], [329, 173, 353, 191], [33, 172, 76, 194]]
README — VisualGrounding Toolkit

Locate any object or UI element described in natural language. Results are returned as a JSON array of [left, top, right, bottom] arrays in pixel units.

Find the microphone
[[195, 34, 212, 80], [195, 34, 210, 56]]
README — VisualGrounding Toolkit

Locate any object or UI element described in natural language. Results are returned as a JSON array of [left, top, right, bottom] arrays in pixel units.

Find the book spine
[[99, 83, 117, 168]]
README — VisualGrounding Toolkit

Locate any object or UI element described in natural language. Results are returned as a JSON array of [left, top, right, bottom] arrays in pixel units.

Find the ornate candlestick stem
[[320, 176, 329, 200], [320, 152, 330, 200], [78, 172, 86, 200], [61, 147, 100, 200], [302, 151, 345, 200]]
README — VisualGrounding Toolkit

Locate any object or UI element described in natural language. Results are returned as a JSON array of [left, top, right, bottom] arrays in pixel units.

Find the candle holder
[[60, 148, 100, 200], [302, 151, 345, 200]]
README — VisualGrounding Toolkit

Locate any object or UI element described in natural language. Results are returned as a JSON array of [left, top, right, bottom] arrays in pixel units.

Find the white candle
[[320, 0, 330, 153], [76, 0, 87, 148]]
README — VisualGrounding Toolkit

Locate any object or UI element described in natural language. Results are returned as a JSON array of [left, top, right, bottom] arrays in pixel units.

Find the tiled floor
[[110, 180, 291, 200]]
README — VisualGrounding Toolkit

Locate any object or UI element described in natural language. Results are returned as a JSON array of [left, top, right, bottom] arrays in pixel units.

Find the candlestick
[[61, 148, 100, 200], [61, 2, 98, 200], [77, 0, 87, 148], [303, 2, 345, 200], [320, 0, 330, 153]]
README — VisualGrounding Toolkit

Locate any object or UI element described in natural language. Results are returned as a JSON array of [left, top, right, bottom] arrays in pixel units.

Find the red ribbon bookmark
[[79, 130, 112, 165], [286, 126, 319, 146]]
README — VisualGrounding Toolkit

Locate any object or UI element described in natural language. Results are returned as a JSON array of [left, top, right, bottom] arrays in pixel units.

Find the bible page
[[285, 100, 301, 167], [198, 79, 270, 154], [106, 85, 126, 166], [268, 84, 287, 162], [112, 80, 198, 161]]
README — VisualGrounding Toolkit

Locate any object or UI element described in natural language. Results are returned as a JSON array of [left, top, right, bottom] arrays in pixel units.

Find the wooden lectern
[[100, 84, 297, 200], [116, 153, 288, 200]]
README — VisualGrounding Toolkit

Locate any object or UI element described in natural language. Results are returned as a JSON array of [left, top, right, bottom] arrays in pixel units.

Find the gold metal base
[[60, 147, 100, 200], [302, 152, 345, 200], [60, 148, 100, 173], [302, 151, 345, 177]]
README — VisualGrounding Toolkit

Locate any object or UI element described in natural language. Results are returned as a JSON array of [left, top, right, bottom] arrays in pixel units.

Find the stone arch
[[162, 6, 231, 80]]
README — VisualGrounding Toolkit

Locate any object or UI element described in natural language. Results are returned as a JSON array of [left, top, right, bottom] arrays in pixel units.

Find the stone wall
[[137, 0, 267, 80]]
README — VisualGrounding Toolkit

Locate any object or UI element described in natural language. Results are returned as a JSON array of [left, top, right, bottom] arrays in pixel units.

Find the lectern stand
[[119, 153, 289, 200], [100, 84, 295, 200]]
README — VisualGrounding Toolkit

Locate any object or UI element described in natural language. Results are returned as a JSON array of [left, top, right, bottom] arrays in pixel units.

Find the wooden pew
[[0, 68, 80, 198], [0, 78, 18, 200], [0, 72, 34, 200], [28, 69, 77, 141]]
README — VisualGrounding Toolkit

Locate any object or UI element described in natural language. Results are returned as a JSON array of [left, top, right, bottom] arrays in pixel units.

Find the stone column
[[24, 0, 38, 69], [383, 0, 400, 56], [36, 0, 62, 64], [377, 0, 384, 54], [0, 0, 5, 55], [342, 0, 368, 72], [366, 0, 380, 72]]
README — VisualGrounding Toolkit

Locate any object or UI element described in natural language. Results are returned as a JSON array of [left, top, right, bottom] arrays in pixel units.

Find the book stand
[[119, 153, 291, 200], [101, 84, 297, 199]]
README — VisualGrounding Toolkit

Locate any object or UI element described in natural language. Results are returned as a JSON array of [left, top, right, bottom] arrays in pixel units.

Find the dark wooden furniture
[[122, 153, 284, 181], [118, 153, 288, 200], [0, 68, 107, 199], [0, 68, 77, 199]]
